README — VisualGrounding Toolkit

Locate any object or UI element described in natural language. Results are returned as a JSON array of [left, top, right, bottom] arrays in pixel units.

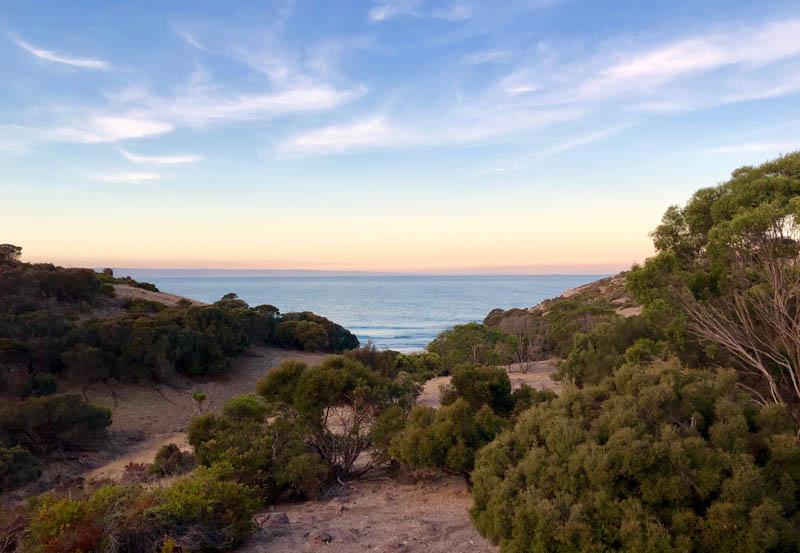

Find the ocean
[[114, 272, 605, 352]]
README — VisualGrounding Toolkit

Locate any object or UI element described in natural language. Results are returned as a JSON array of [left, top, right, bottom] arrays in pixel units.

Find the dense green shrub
[[149, 464, 259, 548], [441, 364, 515, 416], [188, 407, 328, 501], [0, 394, 111, 455], [275, 311, 359, 352], [390, 399, 506, 479], [23, 464, 258, 553], [471, 361, 800, 553], [345, 343, 445, 381], [541, 297, 619, 356], [628, 153, 800, 421], [428, 322, 516, 367], [1, 256, 358, 387], [0, 445, 41, 491], [257, 356, 414, 478], [24, 372, 57, 397], [150, 443, 195, 477]]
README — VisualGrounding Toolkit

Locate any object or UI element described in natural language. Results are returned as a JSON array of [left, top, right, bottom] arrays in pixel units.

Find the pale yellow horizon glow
[[5, 199, 659, 273]]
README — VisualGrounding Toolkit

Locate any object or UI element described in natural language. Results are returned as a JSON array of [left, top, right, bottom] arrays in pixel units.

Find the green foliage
[[257, 356, 414, 478], [555, 312, 666, 386], [274, 311, 359, 352], [0, 258, 358, 388], [0, 445, 41, 491], [542, 296, 619, 356], [345, 343, 445, 381], [149, 464, 259, 548], [471, 361, 800, 553], [222, 394, 267, 421], [428, 322, 516, 367], [390, 399, 506, 479], [150, 443, 195, 477], [627, 152, 800, 415], [25, 372, 57, 397], [24, 465, 258, 552], [0, 394, 111, 455], [441, 364, 515, 416], [188, 408, 328, 501], [509, 384, 557, 416]]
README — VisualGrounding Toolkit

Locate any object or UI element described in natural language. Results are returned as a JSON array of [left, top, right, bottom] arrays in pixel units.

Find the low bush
[[390, 399, 506, 480], [441, 364, 515, 416], [345, 344, 445, 381], [23, 464, 259, 553], [150, 443, 195, 477], [188, 406, 327, 501], [257, 356, 414, 479], [0, 394, 111, 455], [471, 361, 800, 553], [0, 445, 41, 491], [428, 322, 516, 366]]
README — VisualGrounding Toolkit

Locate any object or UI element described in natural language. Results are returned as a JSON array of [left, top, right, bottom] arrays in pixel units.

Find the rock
[[380, 540, 409, 552], [255, 512, 289, 527], [308, 530, 333, 546]]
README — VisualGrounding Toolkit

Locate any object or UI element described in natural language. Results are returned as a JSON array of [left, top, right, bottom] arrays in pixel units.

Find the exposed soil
[[418, 359, 560, 408], [112, 284, 206, 307], [0, 347, 327, 504], [240, 474, 497, 553]]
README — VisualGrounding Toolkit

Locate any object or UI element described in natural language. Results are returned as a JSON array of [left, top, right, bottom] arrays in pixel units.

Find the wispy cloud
[[117, 147, 202, 165], [277, 106, 582, 157], [529, 123, 635, 160], [463, 49, 510, 65], [49, 116, 174, 144], [702, 142, 799, 155], [90, 172, 163, 184], [432, 3, 472, 21], [368, 0, 422, 21], [278, 117, 411, 156], [580, 19, 800, 101], [10, 35, 109, 69]]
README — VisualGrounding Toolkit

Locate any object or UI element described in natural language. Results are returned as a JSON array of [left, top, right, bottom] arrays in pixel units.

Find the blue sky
[[2, 0, 800, 272]]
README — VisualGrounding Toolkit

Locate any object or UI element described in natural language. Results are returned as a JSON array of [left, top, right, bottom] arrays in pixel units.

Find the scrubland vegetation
[[0, 253, 358, 496], [3, 152, 800, 552]]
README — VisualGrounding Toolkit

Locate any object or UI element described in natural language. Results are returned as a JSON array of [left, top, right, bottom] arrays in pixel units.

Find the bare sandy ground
[[418, 359, 560, 408], [113, 284, 206, 307], [53, 346, 327, 483], [240, 475, 496, 553]]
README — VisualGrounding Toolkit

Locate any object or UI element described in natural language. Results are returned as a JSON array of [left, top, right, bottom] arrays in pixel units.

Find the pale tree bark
[[682, 216, 800, 427]]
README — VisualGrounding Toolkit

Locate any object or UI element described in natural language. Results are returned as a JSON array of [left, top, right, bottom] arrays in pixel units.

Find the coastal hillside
[[0, 249, 359, 501], [3, 153, 800, 553]]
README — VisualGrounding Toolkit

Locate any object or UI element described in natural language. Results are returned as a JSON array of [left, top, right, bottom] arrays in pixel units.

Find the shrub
[[24, 465, 259, 553], [390, 398, 506, 480], [345, 344, 446, 381], [470, 361, 800, 553], [276, 312, 359, 352], [257, 356, 413, 478], [428, 322, 516, 367], [150, 443, 195, 477], [0, 445, 41, 491], [188, 411, 328, 501], [441, 364, 515, 416], [149, 464, 260, 549], [0, 394, 111, 455], [222, 394, 267, 421], [24, 372, 57, 397]]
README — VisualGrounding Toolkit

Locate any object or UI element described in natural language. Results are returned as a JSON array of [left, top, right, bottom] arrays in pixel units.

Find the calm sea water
[[114, 273, 604, 352]]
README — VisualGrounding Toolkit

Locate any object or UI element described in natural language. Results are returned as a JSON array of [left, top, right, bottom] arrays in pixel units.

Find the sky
[[2, 0, 800, 273]]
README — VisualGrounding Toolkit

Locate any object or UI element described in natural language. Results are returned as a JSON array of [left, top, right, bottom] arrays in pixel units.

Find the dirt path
[[54, 347, 328, 484], [240, 475, 496, 553]]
